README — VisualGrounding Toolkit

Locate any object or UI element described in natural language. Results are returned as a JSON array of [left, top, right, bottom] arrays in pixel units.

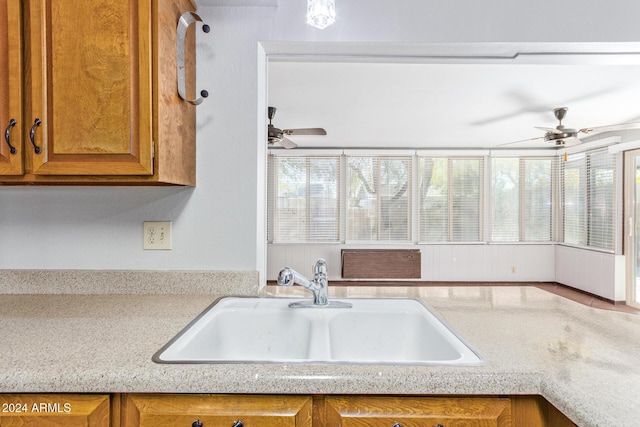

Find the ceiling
[[267, 56, 640, 150]]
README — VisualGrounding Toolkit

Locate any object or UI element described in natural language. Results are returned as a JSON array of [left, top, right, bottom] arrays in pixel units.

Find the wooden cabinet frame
[[1, 0, 197, 185]]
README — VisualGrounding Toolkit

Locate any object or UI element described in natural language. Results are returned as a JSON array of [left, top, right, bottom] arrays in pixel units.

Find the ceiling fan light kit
[[307, 0, 336, 29]]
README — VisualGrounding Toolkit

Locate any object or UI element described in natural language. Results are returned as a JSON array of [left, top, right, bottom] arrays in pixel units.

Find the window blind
[[346, 156, 412, 241], [561, 149, 615, 250], [523, 158, 553, 241], [491, 157, 553, 242], [491, 158, 520, 241], [419, 157, 484, 242], [587, 150, 616, 250], [267, 155, 340, 243]]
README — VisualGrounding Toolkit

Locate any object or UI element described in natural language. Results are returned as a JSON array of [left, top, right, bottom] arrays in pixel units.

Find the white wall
[[268, 244, 556, 282], [555, 245, 623, 301], [2, 1, 640, 283]]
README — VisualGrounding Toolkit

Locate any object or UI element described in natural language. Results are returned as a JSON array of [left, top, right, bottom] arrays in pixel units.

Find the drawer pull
[[192, 420, 203, 427], [4, 118, 17, 154], [232, 421, 244, 427], [393, 424, 443, 427], [29, 118, 41, 154]]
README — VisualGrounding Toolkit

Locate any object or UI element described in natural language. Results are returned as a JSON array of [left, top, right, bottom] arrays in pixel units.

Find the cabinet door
[[325, 396, 511, 427], [0, 394, 110, 426], [121, 394, 313, 427], [0, 0, 23, 175], [26, 0, 153, 176]]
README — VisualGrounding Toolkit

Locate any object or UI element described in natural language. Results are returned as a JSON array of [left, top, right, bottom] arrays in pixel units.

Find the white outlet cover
[[144, 221, 172, 250]]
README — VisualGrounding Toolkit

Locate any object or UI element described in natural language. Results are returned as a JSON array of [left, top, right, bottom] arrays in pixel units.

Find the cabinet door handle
[[393, 424, 443, 427], [176, 11, 209, 105], [192, 420, 203, 427], [232, 421, 244, 427], [4, 118, 17, 154], [29, 118, 42, 154]]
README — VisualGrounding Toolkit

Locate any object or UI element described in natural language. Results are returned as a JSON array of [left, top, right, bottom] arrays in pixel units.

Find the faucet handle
[[313, 258, 327, 276]]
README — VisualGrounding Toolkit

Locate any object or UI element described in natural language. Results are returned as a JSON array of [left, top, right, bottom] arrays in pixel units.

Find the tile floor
[[271, 281, 640, 315], [534, 283, 640, 315]]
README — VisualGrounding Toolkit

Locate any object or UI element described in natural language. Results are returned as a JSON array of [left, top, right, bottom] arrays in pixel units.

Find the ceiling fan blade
[[496, 135, 546, 147], [279, 136, 298, 149], [535, 126, 563, 135], [579, 122, 640, 135], [284, 128, 327, 136]]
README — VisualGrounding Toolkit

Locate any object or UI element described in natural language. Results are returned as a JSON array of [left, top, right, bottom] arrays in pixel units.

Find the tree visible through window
[[347, 157, 411, 241], [268, 156, 340, 243], [491, 157, 553, 242], [419, 157, 483, 242], [268, 152, 572, 246]]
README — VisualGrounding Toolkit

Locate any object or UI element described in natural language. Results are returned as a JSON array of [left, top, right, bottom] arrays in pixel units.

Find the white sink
[[153, 297, 483, 365]]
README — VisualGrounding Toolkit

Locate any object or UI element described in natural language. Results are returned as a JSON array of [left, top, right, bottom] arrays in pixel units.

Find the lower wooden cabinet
[[119, 394, 313, 427], [0, 394, 110, 426], [0, 393, 575, 427], [322, 396, 511, 427]]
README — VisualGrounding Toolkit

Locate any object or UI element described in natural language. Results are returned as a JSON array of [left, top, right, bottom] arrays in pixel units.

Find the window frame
[[560, 148, 616, 252], [490, 156, 555, 243]]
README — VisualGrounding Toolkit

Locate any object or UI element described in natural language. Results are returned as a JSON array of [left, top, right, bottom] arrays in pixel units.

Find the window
[[419, 157, 484, 242], [347, 156, 412, 241], [268, 152, 563, 247], [268, 155, 340, 243], [491, 157, 553, 242], [561, 149, 616, 250]]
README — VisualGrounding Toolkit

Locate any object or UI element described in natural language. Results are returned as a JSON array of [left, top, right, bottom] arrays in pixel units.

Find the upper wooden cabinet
[[0, 0, 198, 185], [0, 0, 23, 175]]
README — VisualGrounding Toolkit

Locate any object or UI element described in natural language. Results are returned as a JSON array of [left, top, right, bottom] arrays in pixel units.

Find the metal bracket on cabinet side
[[177, 11, 209, 105]]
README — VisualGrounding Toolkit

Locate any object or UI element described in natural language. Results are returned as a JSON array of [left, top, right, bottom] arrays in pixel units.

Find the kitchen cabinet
[[119, 394, 314, 427], [0, 393, 575, 426], [0, 0, 23, 175], [0, 0, 198, 185], [0, 394, 110, 426], [322, 396, 511, 426], [117, 394, 575, 427]]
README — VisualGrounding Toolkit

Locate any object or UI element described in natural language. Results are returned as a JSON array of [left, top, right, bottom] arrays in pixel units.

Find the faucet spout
[[276, 258, 352, 308], [277, 259, 328, 305]]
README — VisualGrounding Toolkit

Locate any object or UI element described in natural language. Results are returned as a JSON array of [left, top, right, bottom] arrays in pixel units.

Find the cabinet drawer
[[325, 396, 511, 427], [121, 394, 313, 427], [0, 394, 110, 427]]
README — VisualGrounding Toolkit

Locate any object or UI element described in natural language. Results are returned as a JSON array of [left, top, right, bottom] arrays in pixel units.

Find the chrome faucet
[[277, 258, 351, 308]]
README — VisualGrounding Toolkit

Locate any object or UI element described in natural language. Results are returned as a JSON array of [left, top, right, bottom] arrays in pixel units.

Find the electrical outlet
[[143, 221, 172, 250]]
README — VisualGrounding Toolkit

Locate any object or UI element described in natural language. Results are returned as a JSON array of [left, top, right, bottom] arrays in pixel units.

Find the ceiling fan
[[267, 106, 327, 149], [503, 107, 640, 147]]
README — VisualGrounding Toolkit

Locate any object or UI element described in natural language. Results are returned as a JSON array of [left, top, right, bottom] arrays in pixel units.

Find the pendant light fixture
[[307, 0, 335, 30]]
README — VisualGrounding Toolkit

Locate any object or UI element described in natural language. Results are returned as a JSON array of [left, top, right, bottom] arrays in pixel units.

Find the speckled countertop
[[1, 285, 639, 427]]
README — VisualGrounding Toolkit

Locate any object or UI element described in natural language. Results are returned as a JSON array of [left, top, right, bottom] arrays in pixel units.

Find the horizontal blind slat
[[268, 155, 340, 243]]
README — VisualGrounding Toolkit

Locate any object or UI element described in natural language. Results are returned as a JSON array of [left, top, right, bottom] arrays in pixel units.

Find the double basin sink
[[153, 297, 483, 365]]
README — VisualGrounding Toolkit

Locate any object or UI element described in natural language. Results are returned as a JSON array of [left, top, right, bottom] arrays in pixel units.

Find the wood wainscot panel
[[341, 249, 421, 279]]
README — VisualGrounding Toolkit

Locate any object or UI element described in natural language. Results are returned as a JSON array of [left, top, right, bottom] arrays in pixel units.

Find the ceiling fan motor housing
[[268, 125, 283, 143], [546, 108, 578, 145], [544, 127, 578, 145]]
